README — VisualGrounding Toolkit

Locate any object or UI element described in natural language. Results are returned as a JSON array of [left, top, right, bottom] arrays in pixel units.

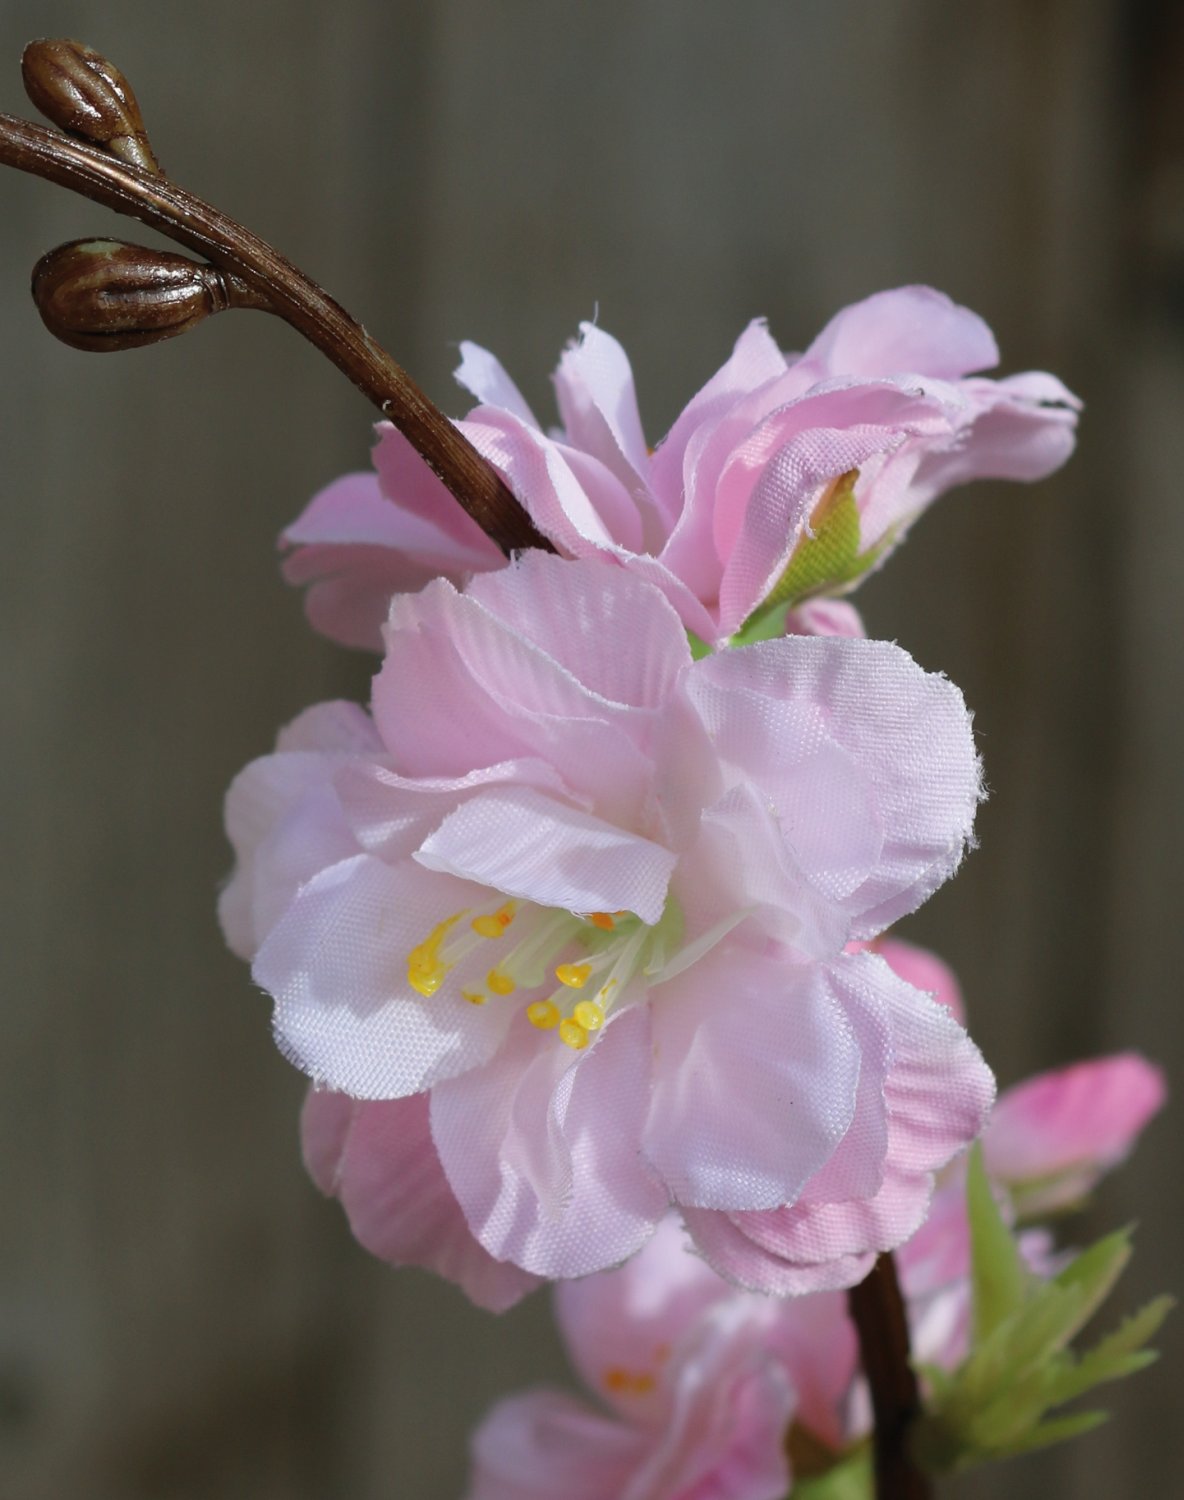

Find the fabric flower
[[465, 1217, 857, 1500], [282, 285, 1079, 651], [463, 1038, 1162, 1497], [223, 553, 991, 1290]]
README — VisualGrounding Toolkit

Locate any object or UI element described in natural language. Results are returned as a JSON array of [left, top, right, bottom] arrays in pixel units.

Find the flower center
[[407, 897, 683, 1050]]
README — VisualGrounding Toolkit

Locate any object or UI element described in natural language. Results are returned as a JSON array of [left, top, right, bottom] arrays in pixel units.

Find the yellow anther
[[604, 1366, 656, 1396], [555, 962, 592, 989], [559, 1018, 590, 1050], [527, 1000, 561, 1030], [471, 902, 516, 939], [462, 989, 487, 1006], [573, 999, 605, 1032], [487, 968, 516, 996], [407, 912, 464, 996], [589, 912, 616, 930]]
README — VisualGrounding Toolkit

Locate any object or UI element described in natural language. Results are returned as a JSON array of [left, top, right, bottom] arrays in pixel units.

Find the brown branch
[[0, 100, 549, 556], [847, 1254, 934, 1500]]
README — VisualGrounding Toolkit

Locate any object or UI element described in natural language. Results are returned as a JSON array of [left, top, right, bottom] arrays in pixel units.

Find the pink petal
[[784, 599, 866, 638], [649, 320, 787, 527], [415, 784, 677, 925], [431, 1006, 668, 1278], [553, 324, 657, 537], [467, 1390, 649, 1500], [644, 949, 862, 1211], [800, 286, 1000, 380], [853, 937, 966, 1024], [455, 341, 541, 428], [689, 635, 982, 937], [372, 422, 502, 554], [303, 1088, 541, 1312], [258, 855, 517, 1099], [555, 1215, 732, 1427], [984, 1053, 1166, 1201], [623, 1304, 794, 1500], [682, 1205, 876, 1297], [281, 472, 499, 651]]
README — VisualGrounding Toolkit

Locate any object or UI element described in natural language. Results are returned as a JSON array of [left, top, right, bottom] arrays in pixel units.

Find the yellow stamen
[[604, 1366, 656, 1396], [555, 961, 592, 989], [527, 1000, 561, 1030], [559, 1018, 589, 1050], [462, 989, 487, 1006], [573, 999, 605, 1032], [407, 912, 464, 997], [589, 912, 616, 930], [487, 968, 515, 996], [471, 901, 517, 939]]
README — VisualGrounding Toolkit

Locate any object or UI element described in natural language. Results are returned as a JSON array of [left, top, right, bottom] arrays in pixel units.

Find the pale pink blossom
[[465, 1217, 856, 1500], [223, 554, 991, 1290], [283, 286, 1078, 650], [464, 1045, 1163, 1496]]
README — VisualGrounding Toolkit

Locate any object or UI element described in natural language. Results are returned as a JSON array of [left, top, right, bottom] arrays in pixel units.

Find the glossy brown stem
[[847, 1254, 934, 1500], [0, 110, 549, 556]]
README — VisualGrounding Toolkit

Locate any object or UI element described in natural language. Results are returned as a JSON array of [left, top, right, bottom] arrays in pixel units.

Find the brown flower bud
[[31, 239, 269, 352], [22, 39, 160, 173]]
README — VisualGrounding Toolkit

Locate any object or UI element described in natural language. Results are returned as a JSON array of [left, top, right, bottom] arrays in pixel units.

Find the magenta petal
[[305, 1089, 542, 1312], [984, 1052, 1166, 1203], [432, 1007, 668, 1278]]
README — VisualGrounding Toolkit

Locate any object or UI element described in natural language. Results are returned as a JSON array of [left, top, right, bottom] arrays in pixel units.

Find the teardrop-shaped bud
[[31, 239, 269, 352], [22, 39, 161, 173]]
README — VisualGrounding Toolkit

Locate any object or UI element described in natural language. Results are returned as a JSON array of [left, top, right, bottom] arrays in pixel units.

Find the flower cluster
[[464, 1038, 1164, 1499], [281, 286, 1079, 652], [211, 283, 1170, 1491]]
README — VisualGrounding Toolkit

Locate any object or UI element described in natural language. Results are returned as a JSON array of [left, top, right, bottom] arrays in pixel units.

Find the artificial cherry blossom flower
[[466, 1217, 856, 1500], [223, 553, 991, 1288], [463, 1043, 1163, 1498], [282, 286, 1079, 650]]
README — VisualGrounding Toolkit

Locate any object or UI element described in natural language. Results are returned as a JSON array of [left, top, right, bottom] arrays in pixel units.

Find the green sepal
[[686, 629, 714, 660]]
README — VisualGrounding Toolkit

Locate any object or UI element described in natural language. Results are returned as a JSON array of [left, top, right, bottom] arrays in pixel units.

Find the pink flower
[[465, 1217, 857, 1500], [282, 286, 1078, 651], [223, 553, 991, 1289], [463, 1044, 1163, 1494]]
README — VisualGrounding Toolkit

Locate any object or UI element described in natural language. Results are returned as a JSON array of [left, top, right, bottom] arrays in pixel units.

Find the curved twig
[[0, 108, 549, 555]]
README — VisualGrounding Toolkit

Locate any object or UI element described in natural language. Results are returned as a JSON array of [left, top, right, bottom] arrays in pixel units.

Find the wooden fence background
[[1, 2, 1181, 1496]]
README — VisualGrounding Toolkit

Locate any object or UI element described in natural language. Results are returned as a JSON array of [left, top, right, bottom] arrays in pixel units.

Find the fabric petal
[[307, 1089, 542, 1312], [455, 341, 541, 428], [432, 1006, 668, 1278], [688, 635, 982, 937], [555, 1215, 732, 1428], [467, 1390, 648, 1500], [984, 1053, 1166, 1204], [800, 286, 1000, 380], [644, 950, 861, 1211], [258, 855, 517, 1099], [416, 785, 677, 925]]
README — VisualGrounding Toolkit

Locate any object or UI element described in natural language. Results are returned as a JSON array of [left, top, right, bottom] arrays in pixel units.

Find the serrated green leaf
[[999, 1409, 1110, 1459], [794, 1447, 872, 1500], [967, 1144, 1031, 1343], [1045, 1295, 1173, 1407], [1050, 1228, 1134, 1341]]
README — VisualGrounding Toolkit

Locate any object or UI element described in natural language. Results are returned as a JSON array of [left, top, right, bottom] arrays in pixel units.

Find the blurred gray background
[[1, 2, 1181, 1496]]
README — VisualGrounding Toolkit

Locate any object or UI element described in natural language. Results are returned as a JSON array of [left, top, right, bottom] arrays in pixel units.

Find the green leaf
[[685, 629, 714, 660], [967, 1143, 1030, 1343], [794, 1447, 872, 1500], [1001, 1410, 1110, 1459], [1050, 1228, 1135, 1340], [764, 472, 863, 611]]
